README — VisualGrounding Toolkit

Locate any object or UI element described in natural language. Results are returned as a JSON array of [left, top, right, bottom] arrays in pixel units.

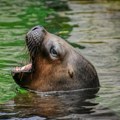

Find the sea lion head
[[12, 25, 100, 92]]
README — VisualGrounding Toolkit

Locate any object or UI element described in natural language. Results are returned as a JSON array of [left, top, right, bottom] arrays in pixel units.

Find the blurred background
[[0, 0, 120, 119]]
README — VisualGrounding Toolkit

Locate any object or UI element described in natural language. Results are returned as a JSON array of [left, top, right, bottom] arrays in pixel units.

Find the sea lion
[[12, 25, 100, 92]]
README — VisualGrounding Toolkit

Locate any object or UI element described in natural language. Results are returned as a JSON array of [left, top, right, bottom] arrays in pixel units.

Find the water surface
[[67, 0, 120, 118]]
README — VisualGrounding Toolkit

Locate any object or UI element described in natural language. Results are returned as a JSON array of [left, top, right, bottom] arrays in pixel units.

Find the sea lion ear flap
[[68, 64, 74, 78]]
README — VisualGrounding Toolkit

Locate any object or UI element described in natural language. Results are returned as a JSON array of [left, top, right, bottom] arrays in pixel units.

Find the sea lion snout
[[26, 25, 46, 56], [31, 25, 43, 31], [26, 26, 46, 42], [30, 25, 46, 35]]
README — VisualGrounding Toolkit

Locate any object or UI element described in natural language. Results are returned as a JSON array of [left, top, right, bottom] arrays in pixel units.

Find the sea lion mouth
[[12, 63, 32, 73]]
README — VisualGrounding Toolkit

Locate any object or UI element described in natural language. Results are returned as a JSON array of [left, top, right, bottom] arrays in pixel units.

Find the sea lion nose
[[31, 25, 44, 32]]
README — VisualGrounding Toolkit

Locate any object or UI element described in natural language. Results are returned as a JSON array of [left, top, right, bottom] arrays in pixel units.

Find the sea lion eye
[[50, 47, 58, 57]]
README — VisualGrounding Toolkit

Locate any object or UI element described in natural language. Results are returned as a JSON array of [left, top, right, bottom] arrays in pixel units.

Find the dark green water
[[0, 0, 120, 119]]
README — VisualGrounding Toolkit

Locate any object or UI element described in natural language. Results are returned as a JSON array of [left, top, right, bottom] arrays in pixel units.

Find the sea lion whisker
[[29, 46, 35, 53], [31, 32, 39, 42], [28, 36, 34, 43], [29, 46, 38, 56], [28, 37, 39, 51], [28, 45, 33, 52], [33, 31, 44, 44], [27, 38, 37, 49], [27, 42, 34, 50], [28, 36, 39, 47], [27, 38, 33, 43], [27, 44, 35, 53]]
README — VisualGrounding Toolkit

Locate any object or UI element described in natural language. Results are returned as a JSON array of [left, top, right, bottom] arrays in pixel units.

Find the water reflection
[[67, 0, 120, 118], [1, 88, 119, 119], [0, 89, 103, 119]]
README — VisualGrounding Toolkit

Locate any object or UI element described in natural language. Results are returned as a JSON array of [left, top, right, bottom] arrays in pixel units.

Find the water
[[66, 0, 120, 118], [0, 0, 120, 119]]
